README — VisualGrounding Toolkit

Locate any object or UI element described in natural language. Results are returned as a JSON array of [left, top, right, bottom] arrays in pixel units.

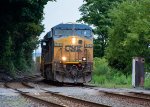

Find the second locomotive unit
[[40, 23, 93, 83]]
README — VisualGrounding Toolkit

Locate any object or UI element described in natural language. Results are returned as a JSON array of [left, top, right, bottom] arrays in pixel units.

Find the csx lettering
[[65, 45, 82, 52]]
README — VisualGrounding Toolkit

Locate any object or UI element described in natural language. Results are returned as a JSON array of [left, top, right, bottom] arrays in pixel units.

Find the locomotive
[[40, 23, 93, 83]]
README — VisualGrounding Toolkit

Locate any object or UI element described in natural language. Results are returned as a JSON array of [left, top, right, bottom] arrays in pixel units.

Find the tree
[[106, 0, 150, 75], [0, 0, 55, 76], [78, 0, 122, 57]]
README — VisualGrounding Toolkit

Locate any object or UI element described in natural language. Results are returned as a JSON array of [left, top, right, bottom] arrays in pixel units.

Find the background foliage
[[93, 58, 150, 88], [0, 0, 54, 76], [79, 0, 150, 75], [106, 0, 150, 75], [92, 58, 131, 88], [78, 0, 123, 57]]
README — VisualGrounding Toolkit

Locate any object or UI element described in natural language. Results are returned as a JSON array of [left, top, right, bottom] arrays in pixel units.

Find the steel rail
[[128, 91, 150, 100], [21, 92, 66, 107], [21, 82, 110, 107], [42, 89, 110, 107], [99, 90, 150, 102], [22, 82, 35, 88], [23, 75, 41, 80], [5, 82, 110, 107], [23, 82, 110, 107], [82, 84, 150, 103], [25, 82, 150, 105], [5, 83, 65, 107]]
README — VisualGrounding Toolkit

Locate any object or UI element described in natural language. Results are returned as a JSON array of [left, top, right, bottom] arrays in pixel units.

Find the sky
[[40, 0, 84, 39], [35, 0, 84, 53]]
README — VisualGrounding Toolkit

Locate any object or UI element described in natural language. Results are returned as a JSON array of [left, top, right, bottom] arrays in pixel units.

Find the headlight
[[82, 57, 86, 61], [62, 56, 67, 61], [72, 37, 76, 44]]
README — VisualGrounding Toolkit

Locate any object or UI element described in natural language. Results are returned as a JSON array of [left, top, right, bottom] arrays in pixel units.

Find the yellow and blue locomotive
[[40, 23, 93, 83]]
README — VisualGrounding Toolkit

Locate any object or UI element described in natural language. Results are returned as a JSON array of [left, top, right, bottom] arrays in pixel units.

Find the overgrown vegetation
[[0, 0, 54, 76], [145, 80, 150, 89], [78, 0, 123, 57], [92, 58, 150, 88], [92, 58, 131, 88], [106, 0, 150, 75], [79, 0, 150, 76]]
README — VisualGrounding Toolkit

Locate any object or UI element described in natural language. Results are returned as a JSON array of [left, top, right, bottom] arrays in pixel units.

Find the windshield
[[55, 30, 73, 36], [76, 30, 91, 37], [54, 29, 92, 37]]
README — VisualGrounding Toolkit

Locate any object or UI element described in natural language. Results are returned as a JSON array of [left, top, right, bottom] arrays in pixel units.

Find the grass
[[144, 73, 150, 89], [91, 74, 132, 88], [91, 57, 150, 89]]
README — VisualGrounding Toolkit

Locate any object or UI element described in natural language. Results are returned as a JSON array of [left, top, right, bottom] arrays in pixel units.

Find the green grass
[[91, 58, 134, 88], [144, 75, 150, 89], [91, 74, 132, 88]]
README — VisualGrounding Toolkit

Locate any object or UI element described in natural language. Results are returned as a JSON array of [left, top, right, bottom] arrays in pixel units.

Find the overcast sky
[[35, 0, 84, 53], [40, 0, 84, 39]]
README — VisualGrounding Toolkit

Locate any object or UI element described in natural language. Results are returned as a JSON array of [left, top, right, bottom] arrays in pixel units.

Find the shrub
[[92, 57, 131, 88], [94, 57, 109, 76]]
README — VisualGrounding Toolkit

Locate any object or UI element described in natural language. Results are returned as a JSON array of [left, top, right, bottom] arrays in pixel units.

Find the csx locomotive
[[40, 23, 93, 83]]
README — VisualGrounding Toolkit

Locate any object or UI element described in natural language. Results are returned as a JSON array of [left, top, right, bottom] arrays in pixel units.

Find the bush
[[94, 57, 109, 75], [113, 73, 128, 85], [92, 58, 131, 88], [92, 75, 106, 84], [145, 73, 150, 88]]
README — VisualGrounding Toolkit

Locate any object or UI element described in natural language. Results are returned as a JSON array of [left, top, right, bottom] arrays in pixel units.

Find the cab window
[[55, 29, 73, 36], [75, 30, 92, 37], [54, 29, 92, 38]]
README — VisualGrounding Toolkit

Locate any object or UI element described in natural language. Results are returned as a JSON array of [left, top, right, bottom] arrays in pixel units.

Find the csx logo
[[65, 45, 82, 52]]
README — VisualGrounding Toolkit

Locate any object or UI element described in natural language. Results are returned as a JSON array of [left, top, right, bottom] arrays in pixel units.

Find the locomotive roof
[[52, 23, 92, 30], [44, 31, 51, 40]]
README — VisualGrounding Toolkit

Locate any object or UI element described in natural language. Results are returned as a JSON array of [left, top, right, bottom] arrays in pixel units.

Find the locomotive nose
[[65, 36, 84, 62]]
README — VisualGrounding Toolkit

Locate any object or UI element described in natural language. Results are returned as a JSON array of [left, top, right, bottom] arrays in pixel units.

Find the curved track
[[5, 82, 110, 107], [81, 85, 150, 107], [4, 75, 150, 107]]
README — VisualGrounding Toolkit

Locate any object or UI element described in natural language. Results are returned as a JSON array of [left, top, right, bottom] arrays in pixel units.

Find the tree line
[[0, 0, 54, 76], [79, 0, 150, 75]]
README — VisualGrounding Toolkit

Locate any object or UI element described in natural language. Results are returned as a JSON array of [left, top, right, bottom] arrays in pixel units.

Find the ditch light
[[82, 57, 86, 61]]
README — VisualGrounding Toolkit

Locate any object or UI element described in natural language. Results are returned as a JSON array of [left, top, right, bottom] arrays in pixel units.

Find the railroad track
[[4, 82, 150, 107], [5, 82, 110, 107], [24, 82, 150, 106], [81, 85, 150, 106], [82, 84, 150, 100], [128, 91, 150, 100], [29, 82, 150, 106], [23, 74, 42, 81], [5, 82, 65, 107], [20, 92, 66, 107], [99, 90, 150, 102]]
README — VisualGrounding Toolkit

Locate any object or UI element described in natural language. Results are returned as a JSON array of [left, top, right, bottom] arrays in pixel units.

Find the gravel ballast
[[0, 88, 47, 107], [43, 87, 150, 107]]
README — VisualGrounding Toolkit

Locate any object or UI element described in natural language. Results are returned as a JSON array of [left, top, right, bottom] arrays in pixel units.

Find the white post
[[132, 58, 136, 87]]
